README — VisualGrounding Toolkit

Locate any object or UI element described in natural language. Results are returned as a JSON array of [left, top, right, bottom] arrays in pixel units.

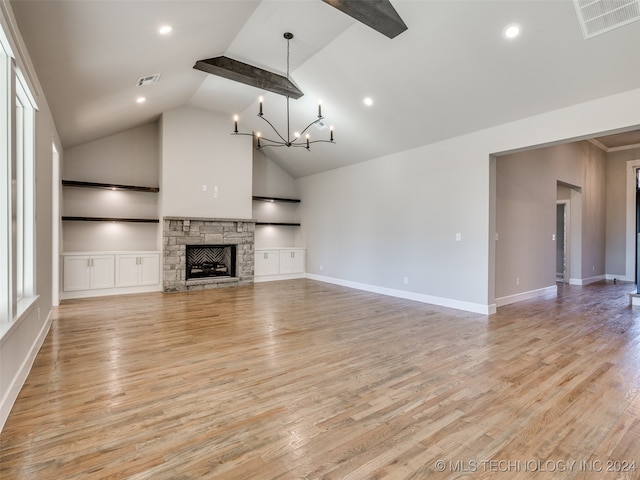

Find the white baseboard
[[60, 284, 161, 300], [605, 273, 634, 282], [305, 273, 495, 315], [0, 310, 53, 432], [254, 273, 306, 283], [570, 274, 606, 286], [495, 285, 557, 307]]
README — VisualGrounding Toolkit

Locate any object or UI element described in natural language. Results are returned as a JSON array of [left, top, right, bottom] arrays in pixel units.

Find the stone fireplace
[[163, 217, 255, 292]]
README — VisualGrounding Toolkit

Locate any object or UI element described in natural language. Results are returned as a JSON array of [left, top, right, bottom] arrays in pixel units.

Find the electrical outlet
[[516, 277, 520, 285], [404, 277, 409, 285], [320, 264, 323, 272]]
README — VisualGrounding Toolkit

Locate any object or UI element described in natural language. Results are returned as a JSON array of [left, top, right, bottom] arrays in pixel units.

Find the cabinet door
[[279, 250, 305, 274], [290, 249, 305, 274], [63, 256, 91, 291], [115, 255, 139, 287], [255, 250, 279, 276], [139, 254, 160, 286], [91, 255, 115, 289], [279, 250, 293, 274]]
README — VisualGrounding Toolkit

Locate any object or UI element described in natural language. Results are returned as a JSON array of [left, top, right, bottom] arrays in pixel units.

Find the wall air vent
[[136, 73, 161, 87], [573, 0, 640, 39]]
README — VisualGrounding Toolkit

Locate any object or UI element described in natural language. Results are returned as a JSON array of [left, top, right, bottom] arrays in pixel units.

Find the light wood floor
[[2, 279, 640, 479]]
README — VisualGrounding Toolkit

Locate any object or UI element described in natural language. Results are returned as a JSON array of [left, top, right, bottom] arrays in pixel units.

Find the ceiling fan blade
[[322, 0, 408, 39], [194, 56, 304, 99]]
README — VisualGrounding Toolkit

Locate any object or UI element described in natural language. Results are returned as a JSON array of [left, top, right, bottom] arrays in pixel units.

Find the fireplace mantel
[[163, 217, 255, 292], [164, 216, 256, 223]]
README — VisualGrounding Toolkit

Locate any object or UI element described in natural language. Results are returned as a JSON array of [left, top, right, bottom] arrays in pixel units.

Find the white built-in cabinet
[[255, 250, 280, 277], [63, 254, 114, 291], [62, 251, 161, 299], [115, 253, 160, 287], [255, 248, 305, 281], [279, 249, 305, 275]]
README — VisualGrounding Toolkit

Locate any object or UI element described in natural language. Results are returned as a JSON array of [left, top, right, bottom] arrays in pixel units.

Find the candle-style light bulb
[[306, 134, 310, 149], [330, 125, 334, 142], [233, 115, 238, 133], [256, 132, 261, 148], [318, 100, 322, 118], [259, 96, 263, 116]]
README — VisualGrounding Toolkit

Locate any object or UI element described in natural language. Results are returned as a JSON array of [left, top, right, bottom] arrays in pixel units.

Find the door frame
[[556, 199, 570, 283]]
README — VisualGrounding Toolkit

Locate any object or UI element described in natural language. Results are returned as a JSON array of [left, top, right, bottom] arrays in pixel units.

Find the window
[[15, 73, 35, 301], [0, 30, 9, 322], [0, 23, 36, 327]]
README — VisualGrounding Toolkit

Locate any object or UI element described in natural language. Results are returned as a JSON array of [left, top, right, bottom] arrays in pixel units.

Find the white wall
[[1, 0, 60, 430], [299, 88, 640, 314], [62, 122, 160, 252], [253, 151, 303, 248], [160, 106, 252, 220], [63, 122, 158, 185]]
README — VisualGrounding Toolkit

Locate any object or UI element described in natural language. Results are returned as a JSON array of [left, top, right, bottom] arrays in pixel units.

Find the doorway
[[556, 201, 569, 283], [557, 181, 581, 285]]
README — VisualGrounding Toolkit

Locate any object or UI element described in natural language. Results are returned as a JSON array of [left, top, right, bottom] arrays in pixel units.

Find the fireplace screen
[[186, 244, 236, 279]]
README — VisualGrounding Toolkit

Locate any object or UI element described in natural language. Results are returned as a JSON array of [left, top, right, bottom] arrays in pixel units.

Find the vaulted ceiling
[[10, 0, 640, 178]]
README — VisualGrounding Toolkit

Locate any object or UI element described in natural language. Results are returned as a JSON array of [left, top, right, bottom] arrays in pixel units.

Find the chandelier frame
[[232, 32, 335, 151]]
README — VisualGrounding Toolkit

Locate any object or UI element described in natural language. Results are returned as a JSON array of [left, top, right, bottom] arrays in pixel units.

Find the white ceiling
[[10, 0, 640, 178]]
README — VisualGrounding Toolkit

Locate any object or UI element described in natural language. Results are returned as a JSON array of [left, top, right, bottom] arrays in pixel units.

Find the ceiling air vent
[[573, 0, 640, 39], [136, 73, 161, 87]]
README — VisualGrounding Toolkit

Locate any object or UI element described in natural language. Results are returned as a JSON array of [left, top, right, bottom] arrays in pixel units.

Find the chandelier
[[232, 33, 335, 150]]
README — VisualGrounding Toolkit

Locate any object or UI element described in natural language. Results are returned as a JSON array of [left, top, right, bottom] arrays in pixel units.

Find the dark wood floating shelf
[[62, 216, 159, 223], [62, 180, 159, 193], [252, 196, 300, 203], [256, 222, 301, 227]]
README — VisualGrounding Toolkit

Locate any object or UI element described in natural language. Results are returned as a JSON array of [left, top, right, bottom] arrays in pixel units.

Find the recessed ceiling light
[[503, 23, 521, 39], [136, 96, 146, 104], [158, 25, 172, 35], [364, 97, 373, 106]]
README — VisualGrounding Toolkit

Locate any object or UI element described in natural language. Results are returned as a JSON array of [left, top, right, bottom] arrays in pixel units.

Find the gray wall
[[298, 138, 494, 313], [1, 0, 60, 429], [495, 142, 607, 302], [297, 87, 640, 313], [605, 146, 640, 277]]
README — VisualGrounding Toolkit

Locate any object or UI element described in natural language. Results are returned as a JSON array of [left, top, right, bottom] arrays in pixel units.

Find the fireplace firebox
[[186, 244, 236, 280]]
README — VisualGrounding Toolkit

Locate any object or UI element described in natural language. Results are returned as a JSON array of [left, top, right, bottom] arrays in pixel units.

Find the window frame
[[0, 23, 37, 330]]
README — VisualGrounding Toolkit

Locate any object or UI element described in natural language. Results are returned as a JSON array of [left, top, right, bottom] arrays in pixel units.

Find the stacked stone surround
[[163, 217, 255, 292]]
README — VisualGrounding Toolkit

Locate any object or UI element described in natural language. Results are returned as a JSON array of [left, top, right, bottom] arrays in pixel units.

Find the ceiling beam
[[193, 56, 304, 99], [321, 0, 408, 39]]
